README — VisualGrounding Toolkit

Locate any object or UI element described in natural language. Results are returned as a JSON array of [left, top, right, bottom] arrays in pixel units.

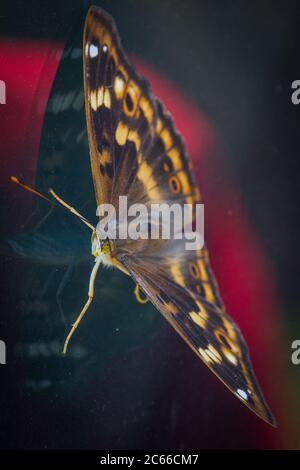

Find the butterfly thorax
[[91, 231, 112, 264], [91, 231, 110, 255], [91, 231, 129, 274]]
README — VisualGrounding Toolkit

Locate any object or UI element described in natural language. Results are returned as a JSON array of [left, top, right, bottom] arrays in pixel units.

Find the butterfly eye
[[100, 237, 112, 254], [169, 175, 181, 194]]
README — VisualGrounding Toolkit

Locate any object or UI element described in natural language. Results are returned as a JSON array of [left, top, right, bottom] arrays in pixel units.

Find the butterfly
[[12, 5, 276, 426]]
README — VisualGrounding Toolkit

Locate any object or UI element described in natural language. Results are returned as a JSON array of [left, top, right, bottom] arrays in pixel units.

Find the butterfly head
[[100, 238, 112, 255], [91, 231, 112, 257]]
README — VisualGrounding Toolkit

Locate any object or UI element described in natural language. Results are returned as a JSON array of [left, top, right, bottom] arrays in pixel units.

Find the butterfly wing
[[84, 7, 199, 215], [83, 6, 158, 207], [115, 97, 276, 424], [83, 6, 276, 425], [120, 253, 276, 426]]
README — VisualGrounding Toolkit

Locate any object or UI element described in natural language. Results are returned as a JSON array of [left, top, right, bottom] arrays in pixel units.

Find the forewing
[[83, 6, 158, 207]]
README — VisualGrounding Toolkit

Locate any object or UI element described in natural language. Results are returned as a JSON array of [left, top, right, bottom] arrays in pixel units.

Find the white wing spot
[[102, 44, 108, 53], [89, 44, 99, 58], [224, 350, 238, 365], [236, 388, 248, 401]]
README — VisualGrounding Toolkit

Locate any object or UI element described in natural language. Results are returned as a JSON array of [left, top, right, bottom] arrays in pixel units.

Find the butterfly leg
[[134, 284, 149, 304], [63, 256, 101, 354]]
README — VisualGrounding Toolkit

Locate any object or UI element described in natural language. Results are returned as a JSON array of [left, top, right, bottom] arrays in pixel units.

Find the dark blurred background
[[0, 0, 300, 449]]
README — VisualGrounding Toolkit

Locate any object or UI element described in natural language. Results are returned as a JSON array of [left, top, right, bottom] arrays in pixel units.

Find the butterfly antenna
[[10, 176, 95, 231], [49, 189, 95, 231], [63, 255, 101, 354], [10, 176, 53, 203]]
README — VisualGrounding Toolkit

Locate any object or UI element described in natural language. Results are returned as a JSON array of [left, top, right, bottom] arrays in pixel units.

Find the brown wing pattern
[[83, 7, 158, 207], [121, 254, 275, 426], [83, 6, 276, 425]]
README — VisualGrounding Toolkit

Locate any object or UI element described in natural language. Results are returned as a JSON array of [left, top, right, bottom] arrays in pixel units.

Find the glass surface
[[0, 0, 299, 450]]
